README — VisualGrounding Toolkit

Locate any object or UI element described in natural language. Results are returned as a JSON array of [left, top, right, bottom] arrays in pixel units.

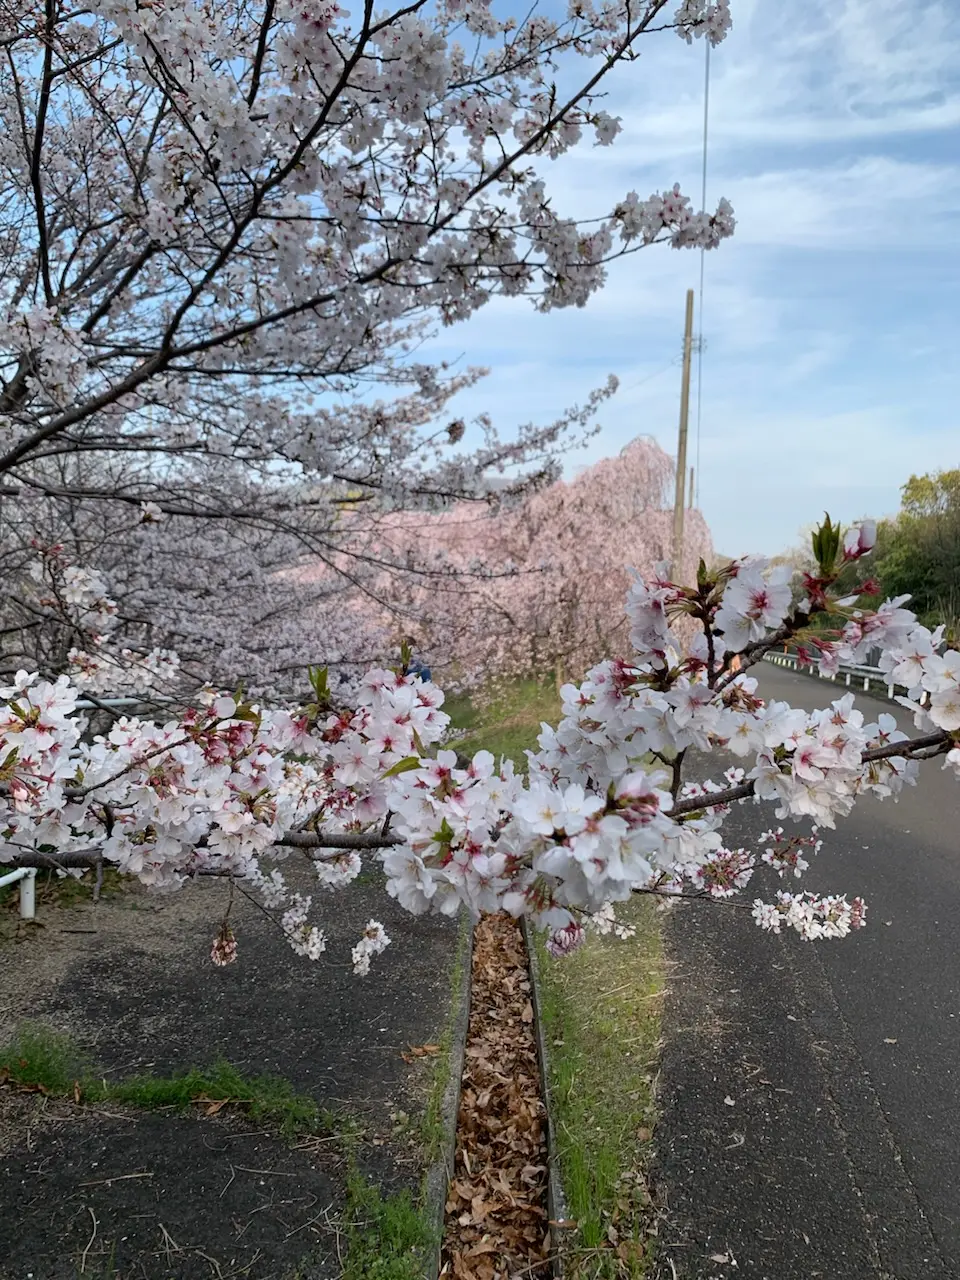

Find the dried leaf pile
[[441, 912, 551, 1279]]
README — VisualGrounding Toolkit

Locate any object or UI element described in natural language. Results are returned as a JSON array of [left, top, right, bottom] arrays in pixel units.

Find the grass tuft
[[109, 1061, 334, 1136], [0, 1021, 91, 1093], [0, 1021, 336, 1139], [340, 1170, 437, 1280]]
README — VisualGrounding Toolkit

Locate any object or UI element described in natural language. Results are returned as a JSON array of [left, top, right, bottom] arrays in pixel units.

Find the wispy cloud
[[424, 0, 960, 556]]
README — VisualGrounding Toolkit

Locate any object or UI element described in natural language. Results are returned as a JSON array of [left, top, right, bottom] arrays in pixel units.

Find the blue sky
[[423, 0, 960, 557]]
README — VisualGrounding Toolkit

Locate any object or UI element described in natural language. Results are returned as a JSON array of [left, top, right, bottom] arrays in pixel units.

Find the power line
[[694, 38, 711, 509], [619, 353, 682, 396]]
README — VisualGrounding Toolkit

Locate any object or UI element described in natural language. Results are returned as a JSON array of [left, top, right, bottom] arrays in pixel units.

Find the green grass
[[534, 896, 664, 1278], [324, 910, 466, 1280], [340, 1170, 438, 1280], [0, 1021, 87, 1093], [110, 1061, 332, 1136], [420, 908, 471, 1159], [0, 1021, 337, 1139], [446, 677, 559, 769]]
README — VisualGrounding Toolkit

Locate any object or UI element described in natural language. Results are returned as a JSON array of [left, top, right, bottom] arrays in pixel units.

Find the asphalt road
[[655, 663, 960, 1280]]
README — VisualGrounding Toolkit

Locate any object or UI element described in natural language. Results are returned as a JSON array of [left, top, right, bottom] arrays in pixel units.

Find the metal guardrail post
[[0, 866, 37, 919]]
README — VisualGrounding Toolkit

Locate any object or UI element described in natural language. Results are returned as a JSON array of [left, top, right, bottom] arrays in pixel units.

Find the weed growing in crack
[[0, 1021, 340, 1139], [420, 907, 471, 1160]]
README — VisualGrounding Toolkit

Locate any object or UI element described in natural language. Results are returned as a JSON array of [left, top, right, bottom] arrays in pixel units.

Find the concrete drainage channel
[[430, 912, 568, 1280]]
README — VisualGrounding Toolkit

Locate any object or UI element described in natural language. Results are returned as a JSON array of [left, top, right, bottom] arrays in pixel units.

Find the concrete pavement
[[654, 664, 960, 1279]]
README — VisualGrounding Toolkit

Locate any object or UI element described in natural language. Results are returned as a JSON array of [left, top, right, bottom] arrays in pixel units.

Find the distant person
[[401, 638, 431, 683]]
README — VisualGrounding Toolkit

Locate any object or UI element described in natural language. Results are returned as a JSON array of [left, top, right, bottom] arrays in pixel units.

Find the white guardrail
[[762, 650, 926, 706], [0, 866, 36, 919]]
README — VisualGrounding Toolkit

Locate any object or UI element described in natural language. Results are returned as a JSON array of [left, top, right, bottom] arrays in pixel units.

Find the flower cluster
[[352, 921, 391, 975], [0, 660, 447, 972], [751, 892, 867, 941], [1, 519, 957, 960], [759, 827, 821, 879], [380, 525, 957, 942]]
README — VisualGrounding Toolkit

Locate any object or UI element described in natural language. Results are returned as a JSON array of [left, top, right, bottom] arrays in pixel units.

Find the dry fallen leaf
[[191, 1095, 232, 1115], [402, 1043, 442, 1062], [0, 1067, 51, 1097], [440, 914, 549, 1278]]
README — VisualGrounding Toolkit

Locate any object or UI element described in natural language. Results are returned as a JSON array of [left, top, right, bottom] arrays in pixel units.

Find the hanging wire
[[694, 38, 711, 509], [619, 352, 683, 396]]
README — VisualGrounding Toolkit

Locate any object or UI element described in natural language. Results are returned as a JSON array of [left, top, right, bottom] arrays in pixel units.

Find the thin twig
[[79, 1207, 98, 1274], [79, 1171, 153, 1187], [508, 1255, 558, 1278], [633, 886, 752, 910], [158, 1222, 182, 1260]]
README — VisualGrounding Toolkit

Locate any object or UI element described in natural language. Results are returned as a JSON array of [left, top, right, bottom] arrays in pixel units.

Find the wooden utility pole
[[672, 289, 695, 575]]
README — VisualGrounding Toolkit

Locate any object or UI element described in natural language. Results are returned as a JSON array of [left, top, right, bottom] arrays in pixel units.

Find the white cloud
[[725, 157, 960, 249], [419, 0, 960, 557]]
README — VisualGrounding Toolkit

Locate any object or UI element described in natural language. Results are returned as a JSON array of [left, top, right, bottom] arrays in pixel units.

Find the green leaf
[[812, 513, 843, 575], [0, 745, 20, 781], [380, 756, 421, 779], [307, 666, 330, 706], [433, 817, 455, 846]]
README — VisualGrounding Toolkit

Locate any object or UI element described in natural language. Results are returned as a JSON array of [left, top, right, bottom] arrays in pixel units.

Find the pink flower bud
[[546, 921, 585, 957], [842, 520, 878, 560], [858, 520, 877, 552], [211, 924, 238, 966]]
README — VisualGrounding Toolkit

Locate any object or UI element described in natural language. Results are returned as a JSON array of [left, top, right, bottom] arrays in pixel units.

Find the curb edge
[[422, 911, 474, 1279], [522, 915, 569, 1280]]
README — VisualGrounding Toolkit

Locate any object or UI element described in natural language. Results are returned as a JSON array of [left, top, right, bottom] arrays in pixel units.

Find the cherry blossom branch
[[274, 831, 399, 850], [5, 831, 399, 870], [667, 730, 953, 819], [633, 885, 752, 909]]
